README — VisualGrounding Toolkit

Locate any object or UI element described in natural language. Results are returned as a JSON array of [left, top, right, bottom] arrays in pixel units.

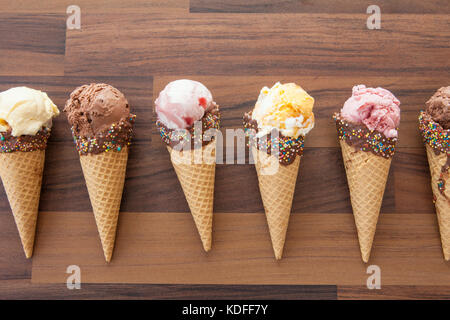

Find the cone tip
[[358, 239, 373, 263], [202, 242, 212, 252], [104, 252, 113, 263], [362, 253, 370, 263], [23, 247, 33, 259], [199, 230, 212, 252], [274, 250, 283, 260]]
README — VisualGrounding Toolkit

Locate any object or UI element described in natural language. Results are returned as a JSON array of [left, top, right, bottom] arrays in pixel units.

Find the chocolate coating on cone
[[334, 113, 397, 159], [419, 111, 450, 198], [64, 83, 135, 155], [243, 112, 304, 165], [156, 105, 220, 149], [0, 128, 50, 153], [70, 115, 135, 155]]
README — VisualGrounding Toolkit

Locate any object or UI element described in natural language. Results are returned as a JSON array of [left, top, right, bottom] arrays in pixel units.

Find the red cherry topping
[[183, 117, 194, 126], [198, 97, 207, 108]]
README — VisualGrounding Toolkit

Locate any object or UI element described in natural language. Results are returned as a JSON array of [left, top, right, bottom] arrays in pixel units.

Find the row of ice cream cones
[[0, 83, 448, 263]]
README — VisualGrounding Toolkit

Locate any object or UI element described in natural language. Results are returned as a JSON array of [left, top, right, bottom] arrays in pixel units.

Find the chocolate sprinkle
[[333, 113, 397, 159], [156, 105, 220, 149], [243, 112, 304, 166], [72, 114, 135, 155], [419, 111, 450, 197], [0, 127, 50, 153]]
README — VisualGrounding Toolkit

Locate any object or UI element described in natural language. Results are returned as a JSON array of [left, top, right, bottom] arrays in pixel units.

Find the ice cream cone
[[79, 147, 128, 262], [0, 150, 45, 258], [0, 86, 59, 259], [243, 82, 314, 259], [425, 144, 450, 261], [340, 140, 392, 263], [65, 83, 135, 262], [252, 147, 301, 260], [167, 141, 216, 252]]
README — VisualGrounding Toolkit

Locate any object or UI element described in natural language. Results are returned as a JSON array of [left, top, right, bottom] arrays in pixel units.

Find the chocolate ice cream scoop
[[64, 83, 130, 137], [64, 83, 135, 155], [425, 86, 450, 130]]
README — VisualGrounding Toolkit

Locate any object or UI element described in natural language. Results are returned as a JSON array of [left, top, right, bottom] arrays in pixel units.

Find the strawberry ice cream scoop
[[155, 79, 215, 129], [340, 85, 401, 138]]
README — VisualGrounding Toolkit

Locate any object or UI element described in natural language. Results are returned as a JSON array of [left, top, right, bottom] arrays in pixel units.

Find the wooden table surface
[[0, 0, 449, 300]]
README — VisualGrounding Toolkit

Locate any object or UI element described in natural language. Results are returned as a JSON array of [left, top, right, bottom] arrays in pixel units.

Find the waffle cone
[[425, 144, 450, 261], [167, 141, 216, 252], [252, 147, 300, 260], [340, 140, 392, 263], [79, 147, 128, 262], [0, 150, 45, 258]]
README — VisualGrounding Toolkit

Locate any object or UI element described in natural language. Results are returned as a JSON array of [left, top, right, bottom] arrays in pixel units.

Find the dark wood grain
[[338, 286, 450, 300], [0, 0, 449, 300], [65, 14, 450, 77], [191, 0, 450, 13], [0, 213, 31, 280], [394, 148, 435, 213], [0, 14, 65, 76], [0, 280, 335, 299], [0, 0, 188, 14], [31, 212, 450, 286]]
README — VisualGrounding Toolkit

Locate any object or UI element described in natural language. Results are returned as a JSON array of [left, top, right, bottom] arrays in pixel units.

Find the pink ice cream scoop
[[340, 85, 401, 138], [155, 79, 214, 129]]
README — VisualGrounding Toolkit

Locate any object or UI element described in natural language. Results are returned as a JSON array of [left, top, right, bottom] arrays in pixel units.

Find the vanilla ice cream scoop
[[252, 82, 315, 138], [0, 87, 60, 136], [155, 79, 215, 129]]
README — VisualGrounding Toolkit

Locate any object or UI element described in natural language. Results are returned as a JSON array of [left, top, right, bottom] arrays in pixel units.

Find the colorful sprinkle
[[0, 128, 50, 153], [419, 111, 450, 154], [72, 114, 136, 155], [333, 113, 397, 159], [243, 112, 304, 165], [156, 106, 220, 149], [419, 111, 450, 197]]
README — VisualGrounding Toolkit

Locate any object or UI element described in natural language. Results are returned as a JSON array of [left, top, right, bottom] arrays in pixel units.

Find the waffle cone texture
[[340, 140, 392, 263], [252, 147, 301, 260], [425, 144, 450, 261], [0, 150, 45, 258], [167, 141, 216, 252], [80, 147, 128, 262]]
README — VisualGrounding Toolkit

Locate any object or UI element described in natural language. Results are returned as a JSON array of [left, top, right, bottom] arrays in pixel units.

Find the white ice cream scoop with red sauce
[[155, 79, 214, 129]]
